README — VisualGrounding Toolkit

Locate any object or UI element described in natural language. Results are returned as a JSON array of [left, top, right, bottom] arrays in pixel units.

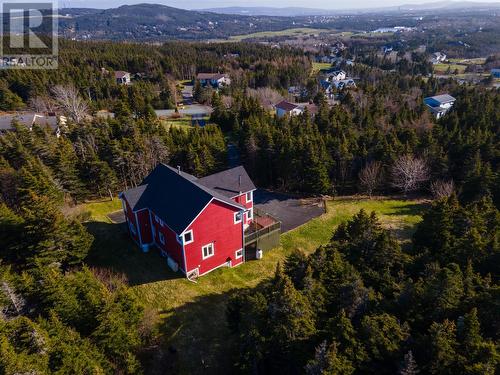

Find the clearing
[[81, 196, 427, 374], [228, 27, 328, 42], [312, 62, 332, 75], [433, 63, 467, 74]]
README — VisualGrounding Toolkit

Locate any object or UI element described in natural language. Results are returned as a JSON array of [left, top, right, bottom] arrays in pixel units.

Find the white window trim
[[235, 248, 243, 259], [159, 232, 165, 245], [234, 211, 242, 224], [246, 191, 253, 203], [246, 208, 253, 221], [183, 230, 194, 245], [202, 243, 215, 260]]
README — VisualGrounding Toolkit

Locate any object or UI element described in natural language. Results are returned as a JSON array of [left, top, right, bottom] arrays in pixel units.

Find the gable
[[121, 164, 245, 234]]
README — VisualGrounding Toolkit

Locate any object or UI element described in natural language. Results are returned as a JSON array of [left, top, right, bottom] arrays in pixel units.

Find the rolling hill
[[58, 3, 302, 41]]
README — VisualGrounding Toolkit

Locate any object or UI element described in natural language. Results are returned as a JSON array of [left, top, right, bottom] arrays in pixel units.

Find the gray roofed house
[[196, 73, 231, 88], [0, 112, 67, 136], [424, 94, 456, 119]]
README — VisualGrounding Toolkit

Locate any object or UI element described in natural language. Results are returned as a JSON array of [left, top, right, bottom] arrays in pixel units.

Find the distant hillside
[[58, 3, 302, 41], [204, 1, 500, 16], [202, 7, 334, 17], [34, 2, 500, 42]]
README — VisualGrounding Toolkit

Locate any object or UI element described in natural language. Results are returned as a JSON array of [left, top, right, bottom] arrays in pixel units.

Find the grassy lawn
[[228, 27, 327, 41], [159, 118, 194, 130], [81, 197, 427, 374], [312, 62, 332, 75], [434, 63, 467, 74]]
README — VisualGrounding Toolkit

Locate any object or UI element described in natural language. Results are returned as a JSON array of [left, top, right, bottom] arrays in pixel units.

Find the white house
[[196, 73, 231, 88], [275, 101, 303, 117], [115, 71, 131, 85], [430, 52, 447, 64], [327, 70, 347, 82], [424, 94, 456, 119]]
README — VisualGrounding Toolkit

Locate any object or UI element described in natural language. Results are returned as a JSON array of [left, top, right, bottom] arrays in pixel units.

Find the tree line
[[227, 196, 499, 374]]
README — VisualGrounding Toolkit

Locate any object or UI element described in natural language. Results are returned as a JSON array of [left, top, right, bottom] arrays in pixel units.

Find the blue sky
[[9, 0, 500, 9]]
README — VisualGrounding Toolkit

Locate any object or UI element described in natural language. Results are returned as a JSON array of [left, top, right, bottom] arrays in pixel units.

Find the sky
[[8, 0, 500, 9]]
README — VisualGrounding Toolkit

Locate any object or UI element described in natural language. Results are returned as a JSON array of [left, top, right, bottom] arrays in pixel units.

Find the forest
[[0, 37, 499, 373], [228, 198, 499, 374]]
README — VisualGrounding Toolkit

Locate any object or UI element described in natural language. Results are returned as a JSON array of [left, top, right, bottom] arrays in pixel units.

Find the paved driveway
[[254, 190, 325, 232]]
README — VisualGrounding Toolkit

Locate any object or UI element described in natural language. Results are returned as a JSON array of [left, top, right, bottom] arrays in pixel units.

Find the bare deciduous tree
[[247, 87, 283, 110], [359, 161, 383, 198], [28, 95, 56, 113], [51, 85, 88, 123], [430, 179, 455, 199], [391, 155, 429, 195]]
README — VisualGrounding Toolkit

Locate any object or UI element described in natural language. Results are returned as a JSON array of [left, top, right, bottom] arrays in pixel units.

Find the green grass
[[81, 198, 122, 222], [312, 62, 332, 75], [228, 27, 327, 42], [81, 197, 426, 374], [434, 63, 467, 74], [159, 118, 194, 130]]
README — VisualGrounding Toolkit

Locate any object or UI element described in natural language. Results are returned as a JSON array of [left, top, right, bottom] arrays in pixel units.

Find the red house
[[119, 164, 256, 278]]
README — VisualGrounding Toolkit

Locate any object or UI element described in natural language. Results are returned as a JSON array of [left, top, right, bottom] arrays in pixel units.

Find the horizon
[[14, 0, 500, 10]]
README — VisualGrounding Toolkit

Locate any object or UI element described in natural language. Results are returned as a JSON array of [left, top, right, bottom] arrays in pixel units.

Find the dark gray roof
[[0, 113, 59, 132], [121, 164, 246, 234], [197, 166, 256, 198], [424, 94, 456, 105]]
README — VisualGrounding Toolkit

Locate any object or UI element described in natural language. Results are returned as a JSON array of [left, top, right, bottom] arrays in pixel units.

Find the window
[[235, 249, 243, 259], [129, 221, 137, 235], [183, 230, 194, 245], [234, 211, 242, 224], [246, 191, 253, 203], [159, 232, 165, 245], [202, 243, 214, 259], [246, 208, 253, 221]]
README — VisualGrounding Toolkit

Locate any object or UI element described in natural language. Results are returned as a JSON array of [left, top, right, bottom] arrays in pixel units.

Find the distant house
[[424, 94, 456, 119], [491, 68, 500, 78], [321, 78, 356, 99], [383, 45, 393, 54], [288, 86, 308, 99], [120, 164, 263, 278], [115, 71, 131, 85], [275, 100, 303, 117], [431, 52, 447, 64], [327, 70, 347, 81], [196, 73, 231, 88], [96, 110, 115, 119], [0, 112, 67, 137]]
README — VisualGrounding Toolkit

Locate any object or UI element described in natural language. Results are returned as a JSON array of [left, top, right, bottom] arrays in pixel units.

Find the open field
[[312, 62, 332, 75], [228, 27, 328, 41], [433, 63, 467, 74], [159, 118, 194, 130], [81, 197, 427, 374], [447, 57, 486, 65]]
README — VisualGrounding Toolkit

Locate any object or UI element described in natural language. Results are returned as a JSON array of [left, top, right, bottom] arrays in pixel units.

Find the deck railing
[[244, 221, 281, 244]]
